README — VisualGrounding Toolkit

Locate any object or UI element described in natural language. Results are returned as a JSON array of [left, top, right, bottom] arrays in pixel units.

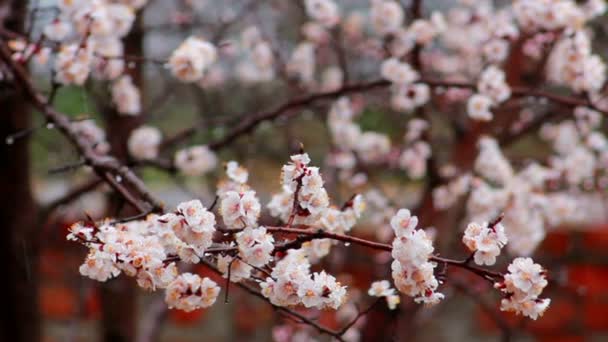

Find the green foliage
[[357, 107, 403, 138], [53, 86, 97, 118]]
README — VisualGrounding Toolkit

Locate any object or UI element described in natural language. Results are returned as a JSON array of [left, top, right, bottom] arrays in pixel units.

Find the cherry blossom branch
[[5, 1, 581, 339], [263, 225, 503, 281], [72, 219, 364, 341], [208, 85, 386, 151], [286, 171, 306, 227], [269, 226, 392, 251], [211, 218, 503, 283], [422, 77, 604, 113], [163, 79, 389, 151], [0, 41, 163, 213]]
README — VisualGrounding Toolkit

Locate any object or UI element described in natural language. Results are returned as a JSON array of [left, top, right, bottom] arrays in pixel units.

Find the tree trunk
[[98, 16, 145, 342], [0, 1, 40, 341]]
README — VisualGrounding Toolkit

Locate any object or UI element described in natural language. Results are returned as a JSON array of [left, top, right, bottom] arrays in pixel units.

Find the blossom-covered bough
[[66, 152, 549, 340], [2, 0, 608, 340]]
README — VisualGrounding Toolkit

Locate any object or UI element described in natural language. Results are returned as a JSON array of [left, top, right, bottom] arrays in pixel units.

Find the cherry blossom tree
[[1, 0, 607, 341]]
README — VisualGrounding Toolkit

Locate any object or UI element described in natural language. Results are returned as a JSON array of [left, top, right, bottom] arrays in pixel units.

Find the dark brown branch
[[205, 80, 389, 150], [123, 71, 602, 173], [101, 171, 148, 213], [159, 76, 604, 156], [422, 77, 603, 113], [263, 225, 503, 280]]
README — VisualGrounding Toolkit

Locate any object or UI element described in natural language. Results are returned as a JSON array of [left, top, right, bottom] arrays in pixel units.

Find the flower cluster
[[174, 145, 218, 176], [217, 254, 253, 282], [236, 226, 274, 267], [409, 12, 446, 46], [380, 58, 419, 86], [267, 153, 364, 263], [542, 113, 603, 186], [357, 132, 393, 164], [286, 42, 316, 86], [236, 26, 275, 83], [44, 0, 143, 115], [168, 37, 218, 82], [111, 75, 141, 115], [320, 194, 365, 235], [433, 173, 471, 210], [220, 190, 262, 229], [513, 0, 603, 32], [270, 153, 330, 224], [390, 209, 443, 305], [320, 66, 344, 92], [462, 221, 508, 266], [373, 5, 445, 112], [6, 39, 51, 65], [68, 200, 215, 289], [127, 126, 162, 160], [226, 160, 249, 184], [391, 83, 431, 113], [496, 257, 550, 320], [398, 119, 431, 179], [467, 66, 511, 121], [216, 161, 252, 201], [165, 273, 220, 312], [368, 280, 400, 310], [92, 35, 126, 80], [439, 122, 608, 256], [169, 199, 217, 254], [260, 250, 347, 309], [380, 57, 432, 113], [327, 98, 391, 171], [474, 136, 514, 186], [304, 0, 339, 28], [72, 120, 110, 155], [69, 199, 221, 311], [466, 137, 548, 255], [54, 43, 95, 86], [370, 0, 404, 35]]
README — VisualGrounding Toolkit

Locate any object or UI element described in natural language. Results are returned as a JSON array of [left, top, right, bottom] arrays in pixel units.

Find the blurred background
[[4, 0, 608, 341]]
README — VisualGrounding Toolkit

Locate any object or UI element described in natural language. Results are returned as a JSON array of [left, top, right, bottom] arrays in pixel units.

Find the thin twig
[[336, 298, 382, 336], [48, 160, 86, 174], [199, 259, 344, 341]]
